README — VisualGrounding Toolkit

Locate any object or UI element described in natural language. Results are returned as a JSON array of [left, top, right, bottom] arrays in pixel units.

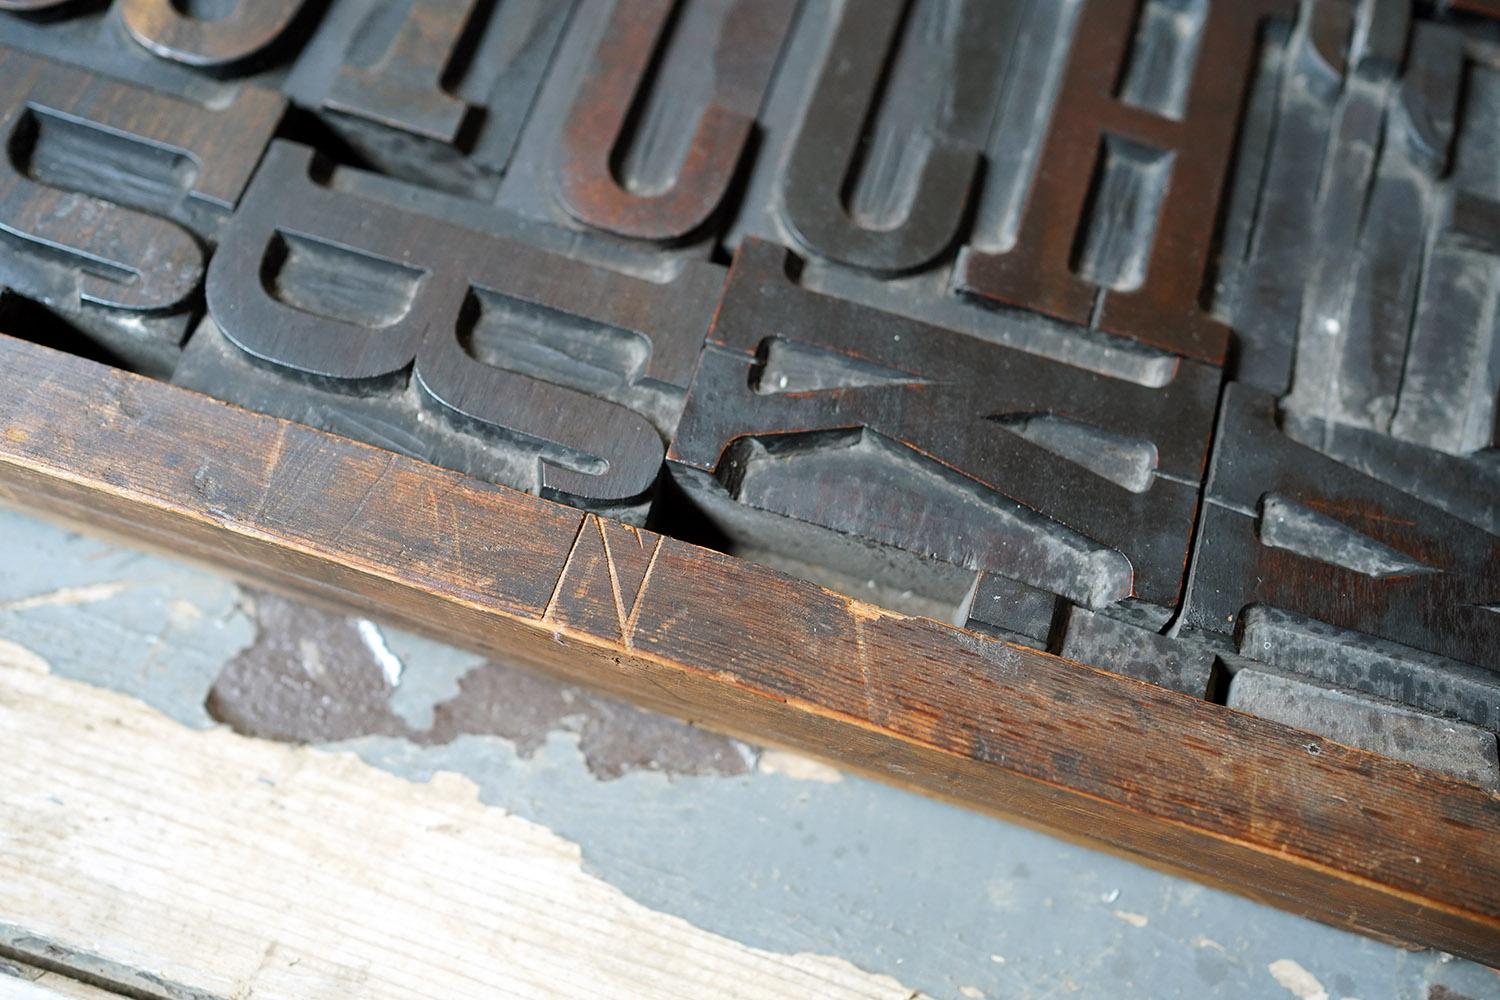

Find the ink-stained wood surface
[[0, 641, 922, 1000], [0, 337, 1497, 966]]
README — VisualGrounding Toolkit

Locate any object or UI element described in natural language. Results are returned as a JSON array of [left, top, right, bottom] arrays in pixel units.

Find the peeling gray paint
[[379, 626, 486, 731], [1, 509, 1496, 1000], [0, 510, 253, 727], [336, 730, 1499, 1000], [204, 588, 754, 781]]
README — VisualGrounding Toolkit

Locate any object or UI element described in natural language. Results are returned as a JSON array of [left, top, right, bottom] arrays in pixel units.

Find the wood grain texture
[[0, 335, 1497, 964], [0, 968, 122, 1000], [0, 640, 923, 1000]]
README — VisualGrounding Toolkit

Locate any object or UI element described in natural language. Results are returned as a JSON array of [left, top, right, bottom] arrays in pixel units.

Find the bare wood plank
[[0, 962, 126, 1000], [0, 640, 923, 1000], [0, 336, 1497, 963], [0, 975, 124, 1000]]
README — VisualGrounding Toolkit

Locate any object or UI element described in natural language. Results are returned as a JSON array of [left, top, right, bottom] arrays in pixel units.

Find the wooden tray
[[2, 333, 1495, 964]]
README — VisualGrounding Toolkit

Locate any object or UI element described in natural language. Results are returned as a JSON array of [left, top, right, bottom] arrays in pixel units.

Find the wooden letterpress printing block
[[1183, 384, 1500, 693], [300, 0, 575, 197], [0, 46, 282, 375], [491, 0, 793, 254], [0, 0, 317, 89], [176, 140, 723, 520], [955, 0, 1299, 363], [118, 0, 310, 68], [668, 238, 1219, 618], [0, 0, 576, 199], [774, 0, 1008, 276], [1226, 665, 1500, 790]]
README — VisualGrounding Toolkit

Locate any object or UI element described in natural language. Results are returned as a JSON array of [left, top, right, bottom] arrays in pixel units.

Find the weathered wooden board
[[0, 638, 922, 1000], [0, 964, 121, 1000], [0, 336, 1496, 965]]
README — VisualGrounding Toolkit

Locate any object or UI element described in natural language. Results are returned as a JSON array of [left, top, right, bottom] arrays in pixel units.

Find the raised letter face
[[955, 0, 1298, 364], [1184, 384, 1500, 673], [668, 239, 1220, 611], [323, 0, 485, 143], [186, 141, 723, 518], [556, 0, 795, 243], [777, 0, 1009, 275], [311, 0, 576, 197], [0, 46, 282, 374]]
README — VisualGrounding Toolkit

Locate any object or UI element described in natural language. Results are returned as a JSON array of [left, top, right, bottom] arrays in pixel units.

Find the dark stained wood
[[558, 0, 795, 242], [0, 333, 1496, 965], [201, 141, 723, 512], [668, 240, 1219, 613], [1186, 385, 1500, 672], [1449, 0, 1500, 16], [955, 0, 1297, 363]]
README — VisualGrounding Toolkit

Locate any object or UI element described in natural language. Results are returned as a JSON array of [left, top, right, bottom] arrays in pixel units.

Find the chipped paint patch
[[758, 750, 843, 783], [1429, 986, 1477, 1000], [1269, 959, 1329, 1000], [422, 662, 754, 780], [209, 592, 753, 780], [1112, 910, 1149, 928], [356, 619, 404, 687], [959, 987, 985, 998], [206, 593, 406, 744], [0, 582, 130, 613], [0, 652, 928, 1000]]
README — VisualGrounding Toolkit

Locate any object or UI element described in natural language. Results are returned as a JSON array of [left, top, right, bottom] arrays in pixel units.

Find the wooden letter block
[[0, 46, 283, 375], [313, 0, 575, 196], [182, 141, 723, 518], [956, 0, 1296, 362], [667, 238, 1219, 610], [777, 0, 1010, 274], [1227, 666, 1500, 791], [1185, 384, 1500, 675], [556, 0, 794, 243]]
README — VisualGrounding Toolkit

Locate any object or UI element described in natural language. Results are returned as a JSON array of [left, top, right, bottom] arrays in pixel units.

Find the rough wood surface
[[0, 336, 1497, 965], [0, 640, 923, 1000], [0, 967, 121, 1000]]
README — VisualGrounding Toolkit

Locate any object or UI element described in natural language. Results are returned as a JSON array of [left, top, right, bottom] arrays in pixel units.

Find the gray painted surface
[[0, 508, 1495, 1000]]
